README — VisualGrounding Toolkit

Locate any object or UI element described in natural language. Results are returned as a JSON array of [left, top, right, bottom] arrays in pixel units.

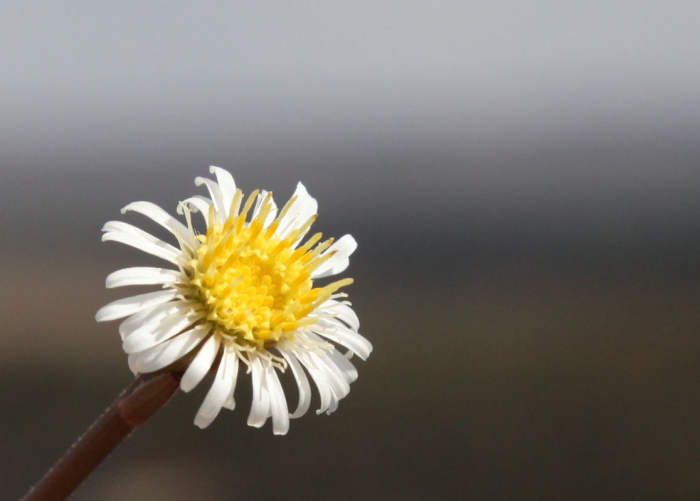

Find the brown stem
[[22, 372, 181, 501]]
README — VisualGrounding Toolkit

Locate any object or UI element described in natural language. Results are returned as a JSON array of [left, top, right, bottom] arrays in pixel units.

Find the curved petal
[[194, 177, 226, 225], [121, 201, 196, 250], [177, 196, 213, 229], [95, 290, 178, 322], [311, 318, 373, 360], [122, 309, 202, 353], [129, 325, 208, 374], [247, 356, 271, 428], [181, 335, 221, 392], [265, 365, 290, 435], [327, 346, 359, 383], [251, 190, 278, 228], [102, 221, 180, 264], [106, 267, 181, 288], [277, 183, 318, 239], [222, 345, 240, 410], [279, 346, 312, 418], [304, 330, 357, 383], [310, 351, 350, 400], [313, 299, 360, 331], [312, 235, 357, 279], [194, 346, 236, 428], [294, 349, 334, 414], [209, 166, 236, 216], [118, 301, 186, 340]]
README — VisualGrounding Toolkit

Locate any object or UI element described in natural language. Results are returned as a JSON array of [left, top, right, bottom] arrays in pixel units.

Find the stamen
[[299, 238, 334, 264], [264, 194, 297, 237], [229, 189, 244, 219], [189, 189, 352, 354]]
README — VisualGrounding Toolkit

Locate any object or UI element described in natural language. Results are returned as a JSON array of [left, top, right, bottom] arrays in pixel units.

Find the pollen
[[188, 190, 352, 348]]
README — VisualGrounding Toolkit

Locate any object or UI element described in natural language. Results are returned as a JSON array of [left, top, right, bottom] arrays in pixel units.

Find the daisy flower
[[95, 167, 372, 435]]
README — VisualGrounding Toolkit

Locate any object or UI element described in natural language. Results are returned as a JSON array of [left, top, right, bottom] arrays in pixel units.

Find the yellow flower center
[[188, 190, 351, 348]]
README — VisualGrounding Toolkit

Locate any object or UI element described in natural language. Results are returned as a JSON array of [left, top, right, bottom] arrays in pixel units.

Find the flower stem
[[21, 372, 181, 501]]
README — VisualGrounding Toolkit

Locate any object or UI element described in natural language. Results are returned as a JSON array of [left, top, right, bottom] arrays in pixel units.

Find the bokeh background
[[2, 2, 700, 500]]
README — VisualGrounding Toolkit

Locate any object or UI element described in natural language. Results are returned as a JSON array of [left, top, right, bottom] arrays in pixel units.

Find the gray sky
[[1, 1, 700, 247]]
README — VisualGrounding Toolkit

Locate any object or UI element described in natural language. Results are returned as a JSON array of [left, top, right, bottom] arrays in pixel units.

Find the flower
[[96, 167, 372, 435]]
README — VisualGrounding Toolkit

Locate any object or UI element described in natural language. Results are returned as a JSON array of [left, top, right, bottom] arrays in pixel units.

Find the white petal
[[222, 346, 240, 410], [177, 196, 213, 229], [313, 373, 338, 414], [106, 267, 181, 288], [194, 346, 236, 428], [180, 335, 220, 393], [194, 177, 226, 225], [314, 300, 360, 331], [326, 386, 341, 413], [121, 201, 196, 250], [312, 318, 373, 360], [209, 166, 236, 216], [251, 190, 278, 228], [327, 347, 359, 383], [122, 309, 201, 353], [102, 221, 180, 264], [304, 331, 357, 384], [311, 351, 350, 399], [312, 235, 357, 279], [247, 357, 271, 428], [277, 182, 317, 239], [279, 347, 312, 418], [295, 350, 333, 414], [95, 290, 178, 322], [129, 325, 207, 373], [118, 301, 185, 340], [265, 365, 290, 435]]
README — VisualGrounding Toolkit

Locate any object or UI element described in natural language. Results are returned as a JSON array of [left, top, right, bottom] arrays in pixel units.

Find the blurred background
[[2, 2, 700, 499]]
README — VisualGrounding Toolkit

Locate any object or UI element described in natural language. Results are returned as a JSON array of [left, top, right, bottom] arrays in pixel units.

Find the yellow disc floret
[[188, 190, 351, 349]]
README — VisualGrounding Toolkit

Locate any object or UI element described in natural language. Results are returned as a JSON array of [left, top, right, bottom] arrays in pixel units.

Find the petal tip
[[193, 416, 211, 429], [119, 202, 136, 214], [95, 307, 111, 323]]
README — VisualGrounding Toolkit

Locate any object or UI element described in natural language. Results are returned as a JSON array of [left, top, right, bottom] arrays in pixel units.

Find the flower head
[[96, 167, 372, 434]]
